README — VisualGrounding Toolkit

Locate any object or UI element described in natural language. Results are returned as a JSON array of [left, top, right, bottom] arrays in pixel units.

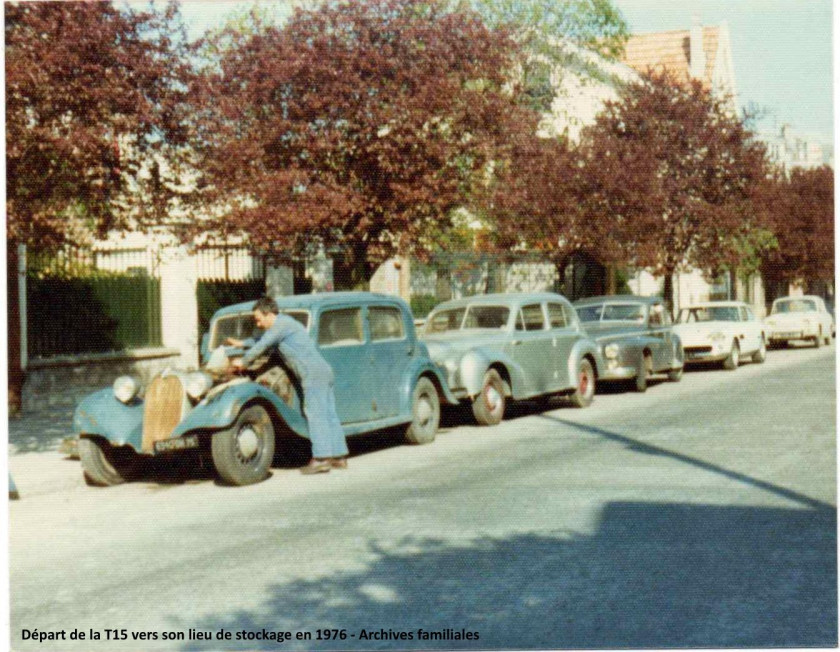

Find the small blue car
[[74, 292, 457, 486]]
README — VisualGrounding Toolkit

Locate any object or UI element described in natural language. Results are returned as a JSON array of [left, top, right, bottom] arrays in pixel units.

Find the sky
[[614, 0, 834, 147], [175, 0, 834, 147]]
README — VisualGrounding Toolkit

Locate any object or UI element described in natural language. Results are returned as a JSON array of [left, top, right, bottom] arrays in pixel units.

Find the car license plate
[[154, 435, 199, 453]]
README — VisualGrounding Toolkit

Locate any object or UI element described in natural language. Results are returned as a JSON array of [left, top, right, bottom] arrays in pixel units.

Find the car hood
[[421, 330, 508, 361], [764, 313, 814, 326], [580, 323, 647, 341], [672, 322, 735, 344]]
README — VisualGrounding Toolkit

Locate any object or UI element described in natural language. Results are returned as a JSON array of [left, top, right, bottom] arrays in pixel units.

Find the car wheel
[[405, 377, 441, 444], [211, 404, 275, 486], [722, 341, 740, 370], [79, 438, 145, 486], [667, 366, 684, 382], [471, 369, 506, 426], [634, 354, 649, 393], [569, 359, 596, 408], [752, 336, 767, 363]]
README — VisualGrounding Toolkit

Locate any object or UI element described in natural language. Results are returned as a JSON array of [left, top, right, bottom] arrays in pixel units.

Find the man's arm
[[239, 320, 291, 366]]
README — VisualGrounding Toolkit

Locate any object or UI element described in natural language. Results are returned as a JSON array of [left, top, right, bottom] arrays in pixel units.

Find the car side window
[[369, 306, 406, 341], [519, 304, 546, 331], [547, 303, 568, 328], [745, 307, 755, 321], [739, 307, 749, 321], [318, 308, 364, 346]]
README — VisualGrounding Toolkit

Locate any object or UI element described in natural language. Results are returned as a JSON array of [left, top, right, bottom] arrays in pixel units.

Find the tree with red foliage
[[195, 0, 537, 288], [5, 1, 191, 413], [579, 70, 770, 307], [760, 166, 834, 296]]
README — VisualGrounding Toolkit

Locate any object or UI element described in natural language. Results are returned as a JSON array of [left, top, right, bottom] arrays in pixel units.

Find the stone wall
[[23, 348, 183, 411]]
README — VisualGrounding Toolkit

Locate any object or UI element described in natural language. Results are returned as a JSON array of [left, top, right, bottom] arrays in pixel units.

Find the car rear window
[[517, 304, 546, 331], [547, 303, 568, 328], [369, 306, 405, 341], [318, 308, 364, 346]]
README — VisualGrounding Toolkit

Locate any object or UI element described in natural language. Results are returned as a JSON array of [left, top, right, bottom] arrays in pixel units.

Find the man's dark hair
[[253, 296, 279, 314]]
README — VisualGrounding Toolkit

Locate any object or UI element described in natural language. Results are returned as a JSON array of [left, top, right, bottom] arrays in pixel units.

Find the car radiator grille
[[685, 346, 713, 354], [142, 376, 185, 453]]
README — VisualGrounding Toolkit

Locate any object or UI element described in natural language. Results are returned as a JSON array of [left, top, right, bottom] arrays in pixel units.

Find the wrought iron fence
[[195, 245, 267, 338], [26, 246, 162, 358]]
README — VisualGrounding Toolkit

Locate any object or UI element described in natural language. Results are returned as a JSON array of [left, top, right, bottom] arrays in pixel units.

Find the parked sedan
[[573, 295, 684, 392], [74, 292, 457, 487], [763, 295, 835, 348], [421, 293, 601, 425], [673, 301, 766, 369]]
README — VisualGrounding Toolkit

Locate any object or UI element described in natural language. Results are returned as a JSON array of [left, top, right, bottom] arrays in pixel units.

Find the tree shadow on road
[[175, 500, 836, 650]]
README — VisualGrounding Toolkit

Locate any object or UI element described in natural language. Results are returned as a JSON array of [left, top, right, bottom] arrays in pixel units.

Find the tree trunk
[[729, 267, 738, 301], [606, 265, 617, 295], [663, 272, 674, 318], [332, 243, 375, 290], [8, 243, 24, 416]]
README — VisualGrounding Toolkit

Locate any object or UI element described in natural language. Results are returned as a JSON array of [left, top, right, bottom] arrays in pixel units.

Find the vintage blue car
[[421, 292, 602, 425], [74, 292, 457, 486], [573, 295, 685, 392]]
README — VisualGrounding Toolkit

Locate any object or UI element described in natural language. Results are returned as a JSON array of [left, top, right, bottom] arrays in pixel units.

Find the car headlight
[[185, 372, 214, 400], [708, 332, 727, 342], [603, 343, 620, 359], [113, 376, 140, 404]]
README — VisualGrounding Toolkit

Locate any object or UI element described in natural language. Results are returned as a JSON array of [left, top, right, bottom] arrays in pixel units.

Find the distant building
[[759, 124, 828, 171], [622, 20, 738, 110]]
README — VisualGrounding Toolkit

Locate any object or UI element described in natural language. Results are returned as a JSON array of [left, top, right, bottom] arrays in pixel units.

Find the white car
[[763, 295, 834, 348], [673, 301, 766, 369]]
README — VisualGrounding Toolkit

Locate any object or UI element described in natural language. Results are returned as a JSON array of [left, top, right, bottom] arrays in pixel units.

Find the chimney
[[690, 15, 706, 80]]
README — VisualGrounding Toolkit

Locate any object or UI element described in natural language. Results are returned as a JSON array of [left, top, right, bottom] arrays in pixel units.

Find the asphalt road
[[9, 344, 837, 650]]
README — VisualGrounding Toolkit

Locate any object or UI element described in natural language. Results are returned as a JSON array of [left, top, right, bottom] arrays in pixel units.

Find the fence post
[[18, 243, 27, 370], [266, 264, 294, 299], [159, 246, 199, 369]]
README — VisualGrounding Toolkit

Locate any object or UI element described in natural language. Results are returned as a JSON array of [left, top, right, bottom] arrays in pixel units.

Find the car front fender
[[399, 360, 459, 412], [73, 388, 144, 450], [671, 334, 685, 367], [566, 340, 602, 385], [459, 348, 527, 399], [172, 381, 309, 439]]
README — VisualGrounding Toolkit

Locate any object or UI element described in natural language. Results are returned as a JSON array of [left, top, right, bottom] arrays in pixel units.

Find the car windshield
[[578, 302, 646, 323], [209, 310, 309, 349], [772, 299, 817, 314], [425, 305, 510, 333], [678, 307, 740, 323]]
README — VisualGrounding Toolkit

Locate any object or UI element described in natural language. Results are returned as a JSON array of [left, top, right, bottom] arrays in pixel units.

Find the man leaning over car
[[227, 296, 349, 474]]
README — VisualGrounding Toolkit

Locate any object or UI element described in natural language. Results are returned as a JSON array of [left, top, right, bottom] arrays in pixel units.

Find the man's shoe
[[300, 458, 331, 475], [330, 457, 348, 470]]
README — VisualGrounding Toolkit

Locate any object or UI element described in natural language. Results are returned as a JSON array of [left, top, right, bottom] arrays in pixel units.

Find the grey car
[[573, 295, 684, 392], [420, 292, 601, 425]]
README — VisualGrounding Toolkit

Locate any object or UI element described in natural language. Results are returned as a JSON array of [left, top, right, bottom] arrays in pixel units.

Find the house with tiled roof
[[622, 21, 737, 110]]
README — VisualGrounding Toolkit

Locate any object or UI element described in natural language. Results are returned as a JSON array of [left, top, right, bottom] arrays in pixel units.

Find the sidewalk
[[8, 384, 96, 499], [10, 384, 94, 455]]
